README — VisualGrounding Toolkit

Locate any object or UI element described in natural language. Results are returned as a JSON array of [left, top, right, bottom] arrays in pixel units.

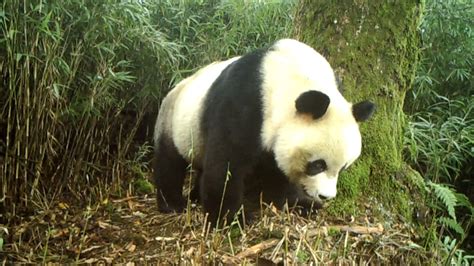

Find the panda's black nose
[[319, 195, 328, 200]]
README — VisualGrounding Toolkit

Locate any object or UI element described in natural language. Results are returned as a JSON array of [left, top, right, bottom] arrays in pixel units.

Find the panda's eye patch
[[305, 159, 327, 176]]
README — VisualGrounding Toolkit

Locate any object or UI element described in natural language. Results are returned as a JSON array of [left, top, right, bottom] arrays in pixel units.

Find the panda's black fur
[[198, 49, 268, 224]]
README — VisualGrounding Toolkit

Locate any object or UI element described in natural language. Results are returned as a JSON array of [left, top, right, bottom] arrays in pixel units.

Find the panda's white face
[[260, 39, 373, 204], [272, 107, 362, 203]]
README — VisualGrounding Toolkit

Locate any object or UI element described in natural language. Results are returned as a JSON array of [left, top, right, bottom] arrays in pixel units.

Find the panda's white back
[[155, 57, 240, 164]]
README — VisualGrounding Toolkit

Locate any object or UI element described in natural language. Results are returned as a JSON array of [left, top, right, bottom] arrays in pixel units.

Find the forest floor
[[3, 193, 435, 264]]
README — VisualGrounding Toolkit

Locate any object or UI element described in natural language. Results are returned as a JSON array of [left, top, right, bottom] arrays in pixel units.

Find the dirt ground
[[2, 194, 433, 264]]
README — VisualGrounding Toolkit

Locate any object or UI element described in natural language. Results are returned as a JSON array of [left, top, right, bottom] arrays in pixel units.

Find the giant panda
[[153, 39, 375, 226]]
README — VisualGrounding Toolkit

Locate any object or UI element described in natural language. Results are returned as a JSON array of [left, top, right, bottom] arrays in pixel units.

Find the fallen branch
[[307, 224, 384, 237], [236, 239, 279, 259], [112, 196, 138, 203], [221, 239, 279, 264]]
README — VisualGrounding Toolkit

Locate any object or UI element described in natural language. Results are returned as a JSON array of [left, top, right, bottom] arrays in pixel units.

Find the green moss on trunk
[[294, 1, 423, 220]]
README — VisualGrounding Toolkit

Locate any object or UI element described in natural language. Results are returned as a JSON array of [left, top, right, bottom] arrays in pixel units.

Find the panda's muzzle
[[301, 186, 334, 209]]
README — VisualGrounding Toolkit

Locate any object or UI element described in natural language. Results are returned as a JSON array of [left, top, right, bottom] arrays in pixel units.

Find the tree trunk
[[294, 1, 423, 219]]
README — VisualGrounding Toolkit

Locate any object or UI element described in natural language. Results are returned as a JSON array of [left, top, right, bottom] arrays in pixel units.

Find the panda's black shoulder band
[[295, 90, 330, 119]]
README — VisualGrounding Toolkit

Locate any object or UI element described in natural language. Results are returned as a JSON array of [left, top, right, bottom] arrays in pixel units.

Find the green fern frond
[[438, 217, 465, 237], [454, 192, 474, 217], [428, 181, 457, 220]]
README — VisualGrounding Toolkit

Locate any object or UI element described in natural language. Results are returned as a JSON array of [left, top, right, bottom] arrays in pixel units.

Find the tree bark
[[294, 1, 423, 218]]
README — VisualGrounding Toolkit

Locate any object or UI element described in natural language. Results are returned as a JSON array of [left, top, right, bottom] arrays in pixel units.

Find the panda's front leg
[[200, 149, 255, 228]]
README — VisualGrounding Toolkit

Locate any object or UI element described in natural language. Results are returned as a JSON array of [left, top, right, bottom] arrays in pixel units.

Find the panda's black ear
[[295, 91, 330, 119], [352, 101, 375, 122]]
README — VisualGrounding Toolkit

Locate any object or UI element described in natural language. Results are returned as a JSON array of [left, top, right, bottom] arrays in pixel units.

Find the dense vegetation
[[404, 0, 474, 257], [405, 0, 473, 186], [0, 0, 472, 263]]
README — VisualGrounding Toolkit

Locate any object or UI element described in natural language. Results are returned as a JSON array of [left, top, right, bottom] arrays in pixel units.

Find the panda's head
[[272, 87, 375, 205], [261, 39, 376, 205]]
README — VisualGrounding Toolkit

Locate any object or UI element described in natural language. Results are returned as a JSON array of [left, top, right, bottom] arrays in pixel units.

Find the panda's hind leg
[[153, 136, 187, 213]]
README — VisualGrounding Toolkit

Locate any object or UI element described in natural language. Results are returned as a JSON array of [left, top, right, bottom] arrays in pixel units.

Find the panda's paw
[[242, 211, 256, 226], [228, 209, 255, 228], [295, 206, 318, 217], [189, 187, 201, 203], [156, 193, 185, 213], [158, 203, 185, 213], [290, 199, 322, 217]]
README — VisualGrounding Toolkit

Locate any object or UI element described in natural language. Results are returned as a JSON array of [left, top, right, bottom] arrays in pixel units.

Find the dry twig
[[307, 224, 384, 238]]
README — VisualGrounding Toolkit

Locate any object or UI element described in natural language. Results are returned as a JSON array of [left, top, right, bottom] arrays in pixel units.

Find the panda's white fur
[[153, 39, 374, 225]]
